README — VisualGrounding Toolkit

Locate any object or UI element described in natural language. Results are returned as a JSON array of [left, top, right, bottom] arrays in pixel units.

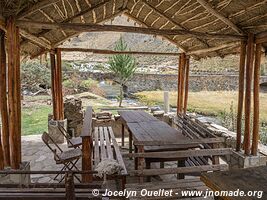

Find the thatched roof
[[2, 0, 267, 59]]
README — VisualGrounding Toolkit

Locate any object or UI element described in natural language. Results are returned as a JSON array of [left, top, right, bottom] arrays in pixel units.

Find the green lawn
[[22, 105, 52, 136]]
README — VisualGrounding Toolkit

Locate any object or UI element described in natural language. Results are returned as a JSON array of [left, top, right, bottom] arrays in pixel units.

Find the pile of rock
[[64, 96, 84, 137]]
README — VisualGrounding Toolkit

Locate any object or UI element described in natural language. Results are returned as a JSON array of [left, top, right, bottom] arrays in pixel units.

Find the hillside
[[60, 15, 266, 74]]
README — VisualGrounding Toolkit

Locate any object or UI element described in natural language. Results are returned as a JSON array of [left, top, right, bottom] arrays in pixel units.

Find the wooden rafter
[[196, 0, 245, 35], [17, 20, 245, 41], [142, 0, 217, 55], [20, 29, 52, 50], [17, 0, 60, 19], [187, 42, 240, 55], [59, 47, 181, 56], [29, 9, 127, 59], [74, 0, 85, 23]]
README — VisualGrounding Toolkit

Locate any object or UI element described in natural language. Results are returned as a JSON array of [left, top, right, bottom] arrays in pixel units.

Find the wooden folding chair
[[57, 123, 82, 149], [41, 132, 82, 183]]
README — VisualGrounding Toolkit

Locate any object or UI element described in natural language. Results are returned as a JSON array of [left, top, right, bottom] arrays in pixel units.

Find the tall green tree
[[108, 38, 137, 107]]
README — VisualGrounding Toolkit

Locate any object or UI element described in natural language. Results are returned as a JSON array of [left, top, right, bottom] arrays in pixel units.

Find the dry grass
[[136, 91, 267, 122]]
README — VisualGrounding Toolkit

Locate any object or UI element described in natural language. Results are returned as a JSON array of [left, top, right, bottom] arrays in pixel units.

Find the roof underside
[[3, 0, 267, 59]]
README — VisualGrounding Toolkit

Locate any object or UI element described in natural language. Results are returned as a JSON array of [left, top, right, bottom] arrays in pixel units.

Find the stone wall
[[76, 72, 267, 93]]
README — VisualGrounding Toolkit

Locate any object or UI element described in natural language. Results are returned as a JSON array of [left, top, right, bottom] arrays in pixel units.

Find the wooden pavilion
[[0, 0, 266, 174]]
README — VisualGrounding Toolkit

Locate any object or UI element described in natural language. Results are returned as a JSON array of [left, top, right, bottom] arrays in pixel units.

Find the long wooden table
[[201, 166, 267, 200], [119, 111, 198, 181]]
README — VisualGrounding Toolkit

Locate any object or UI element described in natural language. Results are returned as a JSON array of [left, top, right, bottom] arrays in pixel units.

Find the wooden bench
[[92, 126, 127, 188], [126, 177, 214, 200], [81, 107, 127, 188], [0, 171, 107, 200]]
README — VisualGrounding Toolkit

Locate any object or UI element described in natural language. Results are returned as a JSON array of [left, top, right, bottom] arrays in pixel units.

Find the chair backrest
[[42, 132, 63, 154]]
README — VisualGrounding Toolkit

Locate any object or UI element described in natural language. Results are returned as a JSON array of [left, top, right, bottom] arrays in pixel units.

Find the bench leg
[[138, 146, 145, 183], [121, 176, 126, 190], [177, 160, 185, 179], [146, 160, 151, 182]]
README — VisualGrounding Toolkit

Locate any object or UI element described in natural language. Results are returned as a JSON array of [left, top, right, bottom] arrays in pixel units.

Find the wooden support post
[[55, 48, 64, 120], [82, 136, 92, 182], [244, 33, 255, 156], [0, 129, 4, 170], [236, 41, 246, 152], [177, 56, 181, 115], [50, 52, 57, 120], [0, 29, 10, 167], [179, 53, 186, 113], [183, 56, 190, 113], [7, 16, 21, 169], [251, 43, 262, 156]]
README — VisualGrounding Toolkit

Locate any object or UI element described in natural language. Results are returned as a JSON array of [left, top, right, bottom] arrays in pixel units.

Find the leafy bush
[[80, 79, 98, 89], [21, 60, 51, 92]]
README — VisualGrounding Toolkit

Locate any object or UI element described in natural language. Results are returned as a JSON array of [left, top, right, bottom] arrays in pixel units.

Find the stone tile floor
[[22, 134, 181, 185]]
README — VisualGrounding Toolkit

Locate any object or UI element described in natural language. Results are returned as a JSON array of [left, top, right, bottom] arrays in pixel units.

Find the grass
[[135, 91, 267, 122], [22, 105, 52, 136]]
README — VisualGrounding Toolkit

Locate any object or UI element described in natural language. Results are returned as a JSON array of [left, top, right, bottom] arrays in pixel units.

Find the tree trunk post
[[244, 33, 255, 156], [55, 48, 64, 120], [7, 16, 22, 169], [236, 41, 246, 152], [251, 43, 262, 156], [183, 56, 190, 114], [0, 28, 10, 167], [50, 52, 58, 120]]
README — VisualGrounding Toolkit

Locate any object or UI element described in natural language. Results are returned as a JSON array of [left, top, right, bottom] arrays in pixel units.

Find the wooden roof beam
[[187, 42, 240, 55], [17, 0, 61, 19], [196, 0, 245, 35], [59, 47, 181, 56], [16, 20, 246, 41], [20, 29, 52, 50]]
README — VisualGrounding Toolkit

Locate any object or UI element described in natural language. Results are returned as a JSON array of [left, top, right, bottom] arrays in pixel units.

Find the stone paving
[[22, 135, 70, 183], [22, 134, 182, 184]]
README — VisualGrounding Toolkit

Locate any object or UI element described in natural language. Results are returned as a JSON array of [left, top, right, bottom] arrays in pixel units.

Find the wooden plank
[[236, 41, 246, 152], [251, 43, 262, 156], [244, 33, 255, 155], [7, 16, 21, 169], [128, 148, 232, 158], [103, 127, 113, 159], [130, 164, 228, 176], [16, 20, 245, 40], [93, 127, 100, 166], [60, 47, 180, 56], [0, 29, 10, 167], [108, 127, 127, 175], [20, 29, 51, 49], [81, 107, 92, 137], [99, 127, 107, 160], [134, 137, 225, 146]]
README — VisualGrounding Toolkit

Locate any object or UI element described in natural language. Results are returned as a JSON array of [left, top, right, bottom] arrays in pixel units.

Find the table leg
[[129, 129, 133, 154], [177, 160, 185, 179], [138, 146, 145, 183], [121, 124, 125, 147], [134, 146, 138, 170]]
